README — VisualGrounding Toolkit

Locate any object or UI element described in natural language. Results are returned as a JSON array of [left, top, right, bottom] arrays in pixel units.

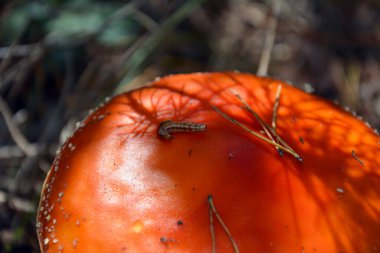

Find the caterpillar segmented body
[[158, 120, 207, 140]]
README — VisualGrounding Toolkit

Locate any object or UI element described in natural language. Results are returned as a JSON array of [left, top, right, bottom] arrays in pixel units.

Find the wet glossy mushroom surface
[[36, 72, 380, 253]]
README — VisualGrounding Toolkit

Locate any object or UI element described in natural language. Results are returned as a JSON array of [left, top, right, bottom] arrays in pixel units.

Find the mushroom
[[36, 72, 380, 252]]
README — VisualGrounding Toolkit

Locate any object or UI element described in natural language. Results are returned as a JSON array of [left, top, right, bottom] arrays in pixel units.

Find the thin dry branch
[[0, 144, 46, 159], [0, 96, 37, 157], [0, 190, 34, 213], [0, 44, 37, 58], [0, 44, 43, 92]]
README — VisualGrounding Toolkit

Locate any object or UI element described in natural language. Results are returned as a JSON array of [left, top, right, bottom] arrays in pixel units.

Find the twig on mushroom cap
[[272, 84, 282, 132], [234, 91, 301, 161], [351, 150, 364, 166], [209, 199, 216, 253], [214, 89, 302, 162], [213, 105, 301, 161], [271, 84, 284, 155], [208, 195, 240, 253], [232, 92, 276, 144]]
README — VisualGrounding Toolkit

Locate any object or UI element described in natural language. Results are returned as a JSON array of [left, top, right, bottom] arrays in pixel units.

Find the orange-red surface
[[37, 72, 380, 252]]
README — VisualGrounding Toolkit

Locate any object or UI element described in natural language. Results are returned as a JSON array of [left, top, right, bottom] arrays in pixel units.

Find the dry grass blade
[[232, 91, 301, 160], [232, 92, 276, 141], [272, 84, 282, 131], [209, 201, 216, 253], [232, 91, 302, 161], [118, 0, 207, 87], [271, 84, 284, 155], [208, 195, 240, 253], [351, 150, 364, 166], [213, 105, 294, 157], [212, 104, 302, 161], [257, 0, 281, 76], [0, 96, 37, 157]]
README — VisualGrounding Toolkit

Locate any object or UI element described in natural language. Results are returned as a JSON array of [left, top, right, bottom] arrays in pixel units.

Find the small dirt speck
[[160, 237, 168, 243]]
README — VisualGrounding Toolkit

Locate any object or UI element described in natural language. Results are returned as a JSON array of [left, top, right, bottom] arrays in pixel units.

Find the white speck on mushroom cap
[[336, 188, 345, 193], [68, 142, 76, 152], [64, 213, 71, 220], [44, 238, 49, 245], [73, 239, 79, 248], [47, 225, 55, 233], [75, 121, 81, 128], [88, 109, 94, 115], [302, 83, 314, 93]]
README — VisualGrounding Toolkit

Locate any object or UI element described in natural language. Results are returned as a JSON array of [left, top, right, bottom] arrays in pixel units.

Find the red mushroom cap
[[37, 72, 380, 253]]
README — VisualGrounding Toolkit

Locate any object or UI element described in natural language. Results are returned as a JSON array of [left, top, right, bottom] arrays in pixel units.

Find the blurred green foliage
[[1, 0, 140, 46]]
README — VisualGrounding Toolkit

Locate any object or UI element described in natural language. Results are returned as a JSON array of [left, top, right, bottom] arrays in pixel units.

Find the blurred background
[[0, 0, 379, 252]]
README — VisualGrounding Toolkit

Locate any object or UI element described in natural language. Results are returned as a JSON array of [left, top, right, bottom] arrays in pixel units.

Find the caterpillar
[[158, 120, 207, 140]]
